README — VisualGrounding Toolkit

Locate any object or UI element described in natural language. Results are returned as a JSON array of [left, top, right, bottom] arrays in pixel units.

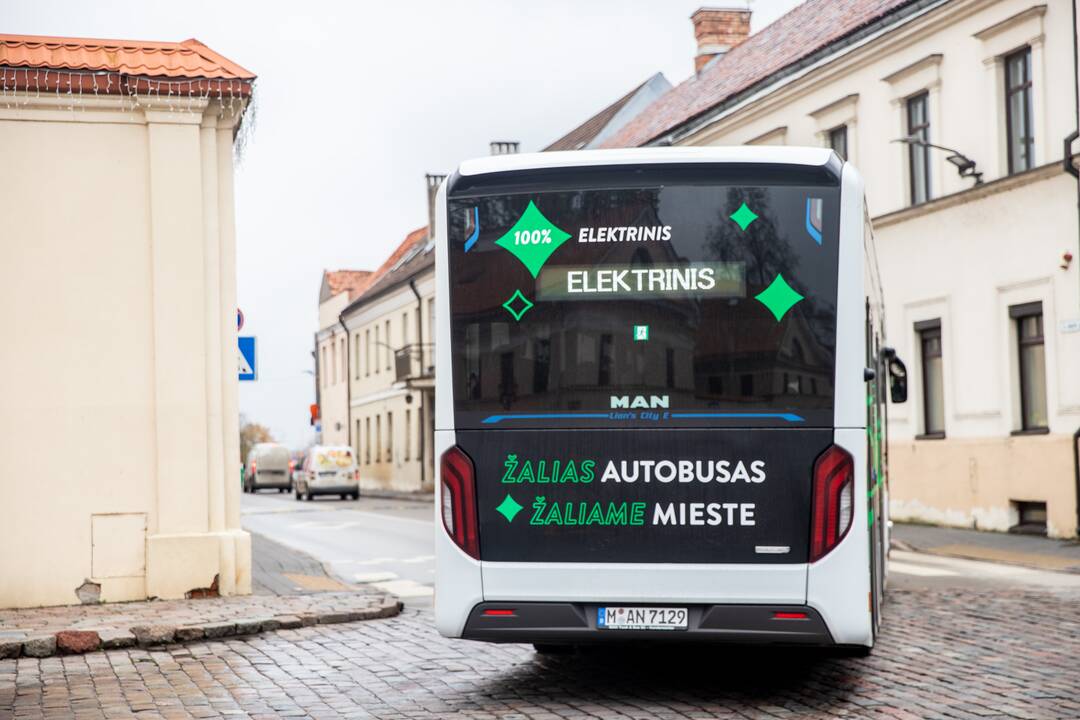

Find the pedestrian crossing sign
[[238, 336, 257, 381]]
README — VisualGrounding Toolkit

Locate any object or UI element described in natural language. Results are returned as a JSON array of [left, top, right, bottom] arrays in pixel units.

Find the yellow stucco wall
[[0, 93, 250, 608]]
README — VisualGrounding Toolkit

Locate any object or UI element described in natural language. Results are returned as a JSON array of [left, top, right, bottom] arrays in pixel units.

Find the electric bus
[[433, 147, 907, 653]]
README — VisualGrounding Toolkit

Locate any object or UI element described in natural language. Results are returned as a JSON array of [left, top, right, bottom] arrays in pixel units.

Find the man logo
[[611, 395, 670, 409]]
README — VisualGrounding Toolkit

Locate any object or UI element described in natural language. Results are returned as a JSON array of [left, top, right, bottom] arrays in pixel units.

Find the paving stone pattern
[[2, 588, 1079, 719], [0, 591, 399, 660]]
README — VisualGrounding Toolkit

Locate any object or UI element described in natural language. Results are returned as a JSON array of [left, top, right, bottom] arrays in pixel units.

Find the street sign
[[237, 308, 245, 332], [238, 336, 257, 381]]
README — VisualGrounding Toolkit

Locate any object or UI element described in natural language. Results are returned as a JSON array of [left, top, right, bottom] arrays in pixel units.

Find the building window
[[385, 320, 392, 370], [533, 339, 551, 393], [428, 298, 435, 344], [375, 415, 382, 462], [364, 417, 371, 464], [598, 334, 613, 386], [1005, 47, 1033, 174], [374, 325, 380, 374], [321, 346, 327, 387], [828, 125, 847, 161], [386, 412, 393, 463], [340, 337, 346, 382], [1011, 302, 1047, 432], [365, 329, 371, 376], [402, 312, 410, 346], [916, 319, 945, 437], [355, 419, 361, 460], [404, 409, 411, 461], [906, 92, 931, 205]]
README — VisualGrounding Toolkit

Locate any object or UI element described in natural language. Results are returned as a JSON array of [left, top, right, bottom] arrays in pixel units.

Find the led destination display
[[536, 262, 745, 301]]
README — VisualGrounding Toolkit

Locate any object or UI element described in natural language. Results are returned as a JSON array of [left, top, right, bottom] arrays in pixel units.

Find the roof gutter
[[648, 0, 948, 148]]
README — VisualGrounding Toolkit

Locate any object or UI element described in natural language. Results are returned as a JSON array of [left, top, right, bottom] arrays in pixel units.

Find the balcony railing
[[394, 343, 435, 384]]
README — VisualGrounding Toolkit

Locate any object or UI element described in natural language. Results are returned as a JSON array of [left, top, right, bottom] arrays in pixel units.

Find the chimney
[[691, 7, 751, 73], [490, 141, 520, 155], [425, 173, 446, 238]]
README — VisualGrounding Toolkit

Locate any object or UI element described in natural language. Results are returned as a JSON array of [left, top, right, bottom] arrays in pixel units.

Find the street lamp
[[893, 136, 983, 185]]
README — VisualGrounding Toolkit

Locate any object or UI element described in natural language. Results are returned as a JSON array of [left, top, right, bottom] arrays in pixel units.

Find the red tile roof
[[0, 34, 254, 80], [602, 0, 914, 148], [324, 270, 374, 301]]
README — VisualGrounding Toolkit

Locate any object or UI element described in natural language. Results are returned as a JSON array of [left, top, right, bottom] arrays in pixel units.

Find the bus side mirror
[[887, 356, 908, 404]]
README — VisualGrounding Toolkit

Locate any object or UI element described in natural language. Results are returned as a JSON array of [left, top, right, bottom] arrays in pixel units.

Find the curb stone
[[22, 635, 57, 658], [0, 594, 401, 659], [99, 629, 136, 650]]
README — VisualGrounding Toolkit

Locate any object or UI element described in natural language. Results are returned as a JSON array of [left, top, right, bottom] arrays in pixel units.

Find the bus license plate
[[597, 607, 688, 631]]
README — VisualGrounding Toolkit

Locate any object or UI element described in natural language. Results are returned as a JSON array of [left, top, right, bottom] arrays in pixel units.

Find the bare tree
[[239, 414, 275, 463]]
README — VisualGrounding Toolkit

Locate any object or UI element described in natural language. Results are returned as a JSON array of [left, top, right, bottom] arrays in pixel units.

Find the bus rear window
[[447, 178, 840, 429]]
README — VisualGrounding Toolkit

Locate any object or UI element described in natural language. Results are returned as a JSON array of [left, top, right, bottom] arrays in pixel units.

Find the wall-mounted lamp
[[892, 136, 983, 185]]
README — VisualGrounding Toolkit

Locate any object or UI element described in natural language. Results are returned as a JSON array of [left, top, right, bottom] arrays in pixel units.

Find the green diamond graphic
[[755, 274, 804, 322], [730, 202, 759, 231], [494, 201, 572, 277], [502, 289, 534, 322], [496, 494, 523, 523]]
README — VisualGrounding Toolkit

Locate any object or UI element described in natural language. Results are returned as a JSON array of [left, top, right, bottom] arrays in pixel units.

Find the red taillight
[[354, 469, 360, 481], [810, 445, 855, 562], [773, 611, 809, 620], [483, 609, 515, 617], [441, 446, 479, 559], [251, 460, 256, 473]]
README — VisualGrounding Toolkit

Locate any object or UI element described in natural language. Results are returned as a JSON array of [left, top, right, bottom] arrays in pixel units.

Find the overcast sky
[[11, 0, 804, 448]]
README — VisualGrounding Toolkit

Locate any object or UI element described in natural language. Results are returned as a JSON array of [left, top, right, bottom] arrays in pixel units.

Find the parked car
[[289, 454, 305, 488], [243, 443, 292, 493], [295, 445, 359, 501]]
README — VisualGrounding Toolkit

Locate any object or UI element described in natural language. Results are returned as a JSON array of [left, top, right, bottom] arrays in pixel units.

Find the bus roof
[[457, 146, 837, 178]]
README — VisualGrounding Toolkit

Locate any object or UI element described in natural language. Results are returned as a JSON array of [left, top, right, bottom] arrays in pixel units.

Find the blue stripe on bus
[[480, 412, 805, 424], [805, 198, 822, 245], [464, 207, 480, 252], [670, 412, 804, 422]]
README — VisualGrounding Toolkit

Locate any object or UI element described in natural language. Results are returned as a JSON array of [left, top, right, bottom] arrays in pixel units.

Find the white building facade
[[604, 1, 1080, 537], [341, 228, 437, 494]]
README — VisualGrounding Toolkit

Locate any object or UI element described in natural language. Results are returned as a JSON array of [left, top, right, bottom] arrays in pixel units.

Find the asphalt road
[[241, 490, 437, 605], [241, 490, 1080, 600]]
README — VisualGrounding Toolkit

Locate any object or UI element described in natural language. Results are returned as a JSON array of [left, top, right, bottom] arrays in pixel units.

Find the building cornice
[[972, 4, 1046, 41], [872, 161, 1064, 228]]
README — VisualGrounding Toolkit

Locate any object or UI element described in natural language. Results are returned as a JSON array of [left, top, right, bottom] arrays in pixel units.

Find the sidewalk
[[893, 522, 1080, 573], [0, 533, 399, 660]]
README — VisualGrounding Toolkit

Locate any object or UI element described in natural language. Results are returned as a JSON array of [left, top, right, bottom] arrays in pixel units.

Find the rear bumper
[[308, 483, 358, 496], [252, 474, 290, 489], [461, 602, 834, 645]]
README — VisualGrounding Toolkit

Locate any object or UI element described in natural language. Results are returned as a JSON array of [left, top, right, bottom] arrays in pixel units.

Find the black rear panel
[[459, 427, 830, 563]]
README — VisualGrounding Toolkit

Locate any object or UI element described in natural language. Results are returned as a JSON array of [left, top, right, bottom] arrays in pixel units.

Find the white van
[[243, 443, 292, 493], [296, 445, 359, 501]]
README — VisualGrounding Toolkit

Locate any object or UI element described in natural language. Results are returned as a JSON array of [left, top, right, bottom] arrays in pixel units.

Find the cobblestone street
[[3, 586, 1079, 719]]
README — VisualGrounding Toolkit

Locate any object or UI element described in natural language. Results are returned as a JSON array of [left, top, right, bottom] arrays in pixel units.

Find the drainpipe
[[339, 314, 351, 450], [1074, 426, 1080, 538], [409, 277, 425, 490]]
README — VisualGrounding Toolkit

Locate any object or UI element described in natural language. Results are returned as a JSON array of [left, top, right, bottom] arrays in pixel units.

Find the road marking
[[288, 521, 363, 530], [353, 571, 399, 583], [889, 560, 957, 577], [371, 579, 434, 598], [282, 573, 354, 591], [340, 555, 435, 566]]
